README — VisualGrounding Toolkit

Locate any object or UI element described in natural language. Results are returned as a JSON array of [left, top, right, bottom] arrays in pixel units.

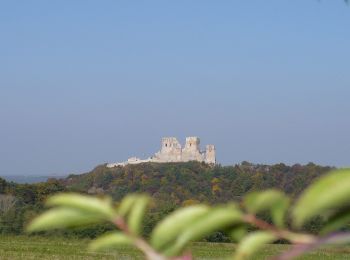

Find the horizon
[[0, 160, 338, 177], [1, 1, 350, 176]]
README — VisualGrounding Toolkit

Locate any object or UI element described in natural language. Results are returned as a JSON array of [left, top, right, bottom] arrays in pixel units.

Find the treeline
[[65, 161, 332, 204], [0, 178, 65, 234], [0, 161, 333, 239]]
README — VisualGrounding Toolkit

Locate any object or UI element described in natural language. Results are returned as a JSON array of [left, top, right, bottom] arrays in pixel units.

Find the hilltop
[[63, 161, 332, 205], [0, 161, 333, 238]]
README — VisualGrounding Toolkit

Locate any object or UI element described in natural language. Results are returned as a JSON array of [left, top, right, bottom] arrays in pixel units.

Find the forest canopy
[[0, 161, 333, 238]]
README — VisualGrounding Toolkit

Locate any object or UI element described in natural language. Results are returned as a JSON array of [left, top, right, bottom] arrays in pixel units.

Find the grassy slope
[[1, 236, 350, 260]]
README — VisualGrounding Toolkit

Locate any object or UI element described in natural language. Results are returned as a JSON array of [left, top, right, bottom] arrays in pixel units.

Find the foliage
[[27, 168, 350, 260], [65, 162, 331, 203], [0, 162, 332, 236]]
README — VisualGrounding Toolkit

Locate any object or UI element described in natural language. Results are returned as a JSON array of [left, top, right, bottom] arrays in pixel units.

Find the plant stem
[[113, 216, 167, 260], [273, 232, 350, 260], [243, 214, 316, 244]]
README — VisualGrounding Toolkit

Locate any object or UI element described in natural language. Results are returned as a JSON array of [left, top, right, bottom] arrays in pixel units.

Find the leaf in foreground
[[127, 195, 150, 235], [163, 206, 243, 256], [322, 210, 350, 235], [150, 205, 210, 250], [47, 193, 115, 219], [27, 208, 104, 232], [293, 169, 350, 228], [118, 194, 140, 217], [233, 231, 276, 260], [244, 189, 290, 228], [229, 225, 247, 242], [89, 232, 133, 251]]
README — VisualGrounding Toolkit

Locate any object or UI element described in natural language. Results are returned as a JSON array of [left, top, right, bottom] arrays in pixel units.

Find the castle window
[[165, 144, 168, 147]]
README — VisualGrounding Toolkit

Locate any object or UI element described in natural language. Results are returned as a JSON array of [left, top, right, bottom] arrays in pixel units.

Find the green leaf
[[322, 209, 350, 235], [293, 169, 350, 228], [89, 232, 133, 251], [233, 231, 276, 260], [117, 194, 140, 217], [244, 189, 290, 227], [271, 198, 290, 228], [150, 205, 210, 250], [47, 193, 115, 219], [229, 225, 247, 242], [127, 195, 150, 235], [26, 208, 103, 232], [163, 205, 243, 256]]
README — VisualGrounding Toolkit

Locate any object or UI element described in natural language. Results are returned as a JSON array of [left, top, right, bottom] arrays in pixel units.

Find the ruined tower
[[183, 137, 200, 152], [182, 137, 205, 162], [107, 136, 216, 167], [155, 137, 182, 162], [205, 144, 216, 164]]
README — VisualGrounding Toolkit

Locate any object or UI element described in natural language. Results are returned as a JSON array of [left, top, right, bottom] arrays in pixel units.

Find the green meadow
[[0, 236, 350, 260]]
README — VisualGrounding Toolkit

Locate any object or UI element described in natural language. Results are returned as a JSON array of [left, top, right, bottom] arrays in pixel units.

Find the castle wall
[[205, 145, 216, 164], [181, 137, 205, 162], [107, 136, 216, 167], [152, 137, 214, 163], [154, 137, 182, 162]]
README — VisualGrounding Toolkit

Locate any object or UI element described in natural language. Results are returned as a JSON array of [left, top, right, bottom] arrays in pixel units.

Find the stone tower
[[107, 136, 217, 168], [205, 144, 216, 164], [157, 137, 182, 162], [184, 137, 200, 152], [182, 137, 204, 161]]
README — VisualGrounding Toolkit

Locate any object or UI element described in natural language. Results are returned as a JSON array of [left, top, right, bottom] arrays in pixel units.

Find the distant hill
[[63, 161, 333, 205], [1, 175, 67, 184], [0, 161, 334, 237]]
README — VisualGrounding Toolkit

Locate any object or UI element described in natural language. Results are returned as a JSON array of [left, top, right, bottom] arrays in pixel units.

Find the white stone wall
[[205, 145, 216, 164], [107, 136, 216, 167]]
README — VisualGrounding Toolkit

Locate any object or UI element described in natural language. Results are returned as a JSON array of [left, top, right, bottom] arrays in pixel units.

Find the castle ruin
[[107, 136, 216, 167]]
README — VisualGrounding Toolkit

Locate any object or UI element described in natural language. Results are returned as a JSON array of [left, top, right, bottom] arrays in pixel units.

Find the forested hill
[[0, 162, 334, 236], [63, 161, 333, 206]]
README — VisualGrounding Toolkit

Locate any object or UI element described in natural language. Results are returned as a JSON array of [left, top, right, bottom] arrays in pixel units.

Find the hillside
[[2, 175, 67, 184], [0, 161, 333, 237], [63, 161, 332, 205]]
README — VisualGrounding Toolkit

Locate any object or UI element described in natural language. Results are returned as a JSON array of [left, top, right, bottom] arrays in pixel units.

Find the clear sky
[[1, 1, 349, 176]]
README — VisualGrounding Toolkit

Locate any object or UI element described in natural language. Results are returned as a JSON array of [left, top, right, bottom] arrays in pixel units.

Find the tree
[[27, 168, 350, 260], [0, 194, 16, 214]]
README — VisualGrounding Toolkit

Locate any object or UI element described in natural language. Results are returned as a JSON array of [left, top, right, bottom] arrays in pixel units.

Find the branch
[[244, 214, 316, 244], [273, 232, 350, 260], [113, 216, 191, 260]]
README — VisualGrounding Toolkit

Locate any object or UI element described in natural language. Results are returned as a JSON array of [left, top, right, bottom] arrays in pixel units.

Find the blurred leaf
[[118, 194, 139, 217], [150, 205, 210, 250], [229, 225, 247, 242], [270, 195, 290, 228], [47, 193, 115, 219], [234, 231, 276, 260], [244, 190, 290, 227], [163, 205, 243, 256], [293, 169, 350, 228], [322, 209, 350, 235], [27, 208, 103, 232], [89, 232, 133, 251], [128, 195, 150, 235]]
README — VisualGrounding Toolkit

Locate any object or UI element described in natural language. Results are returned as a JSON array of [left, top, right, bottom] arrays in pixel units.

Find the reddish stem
[[113, 216, 190, 260]]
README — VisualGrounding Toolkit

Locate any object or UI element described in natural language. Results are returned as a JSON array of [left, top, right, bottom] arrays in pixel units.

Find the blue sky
[[0, 1, 349, 175]]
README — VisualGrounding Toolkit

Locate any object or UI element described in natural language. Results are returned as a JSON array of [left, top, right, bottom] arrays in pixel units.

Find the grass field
[[0, 236, 350, 259]]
